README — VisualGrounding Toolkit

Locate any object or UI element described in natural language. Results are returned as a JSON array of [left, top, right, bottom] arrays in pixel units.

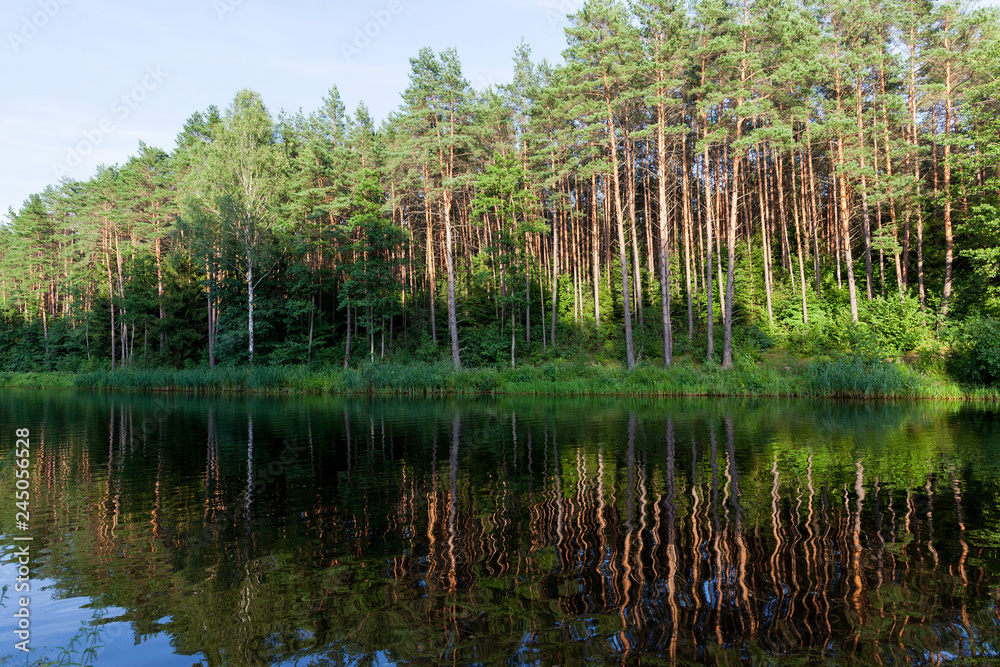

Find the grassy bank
[[1, 355, 995, 400], [0, 371, 76, 389]]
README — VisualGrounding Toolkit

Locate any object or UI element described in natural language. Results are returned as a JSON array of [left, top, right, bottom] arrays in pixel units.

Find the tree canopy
[[2, 0, 999, 379]]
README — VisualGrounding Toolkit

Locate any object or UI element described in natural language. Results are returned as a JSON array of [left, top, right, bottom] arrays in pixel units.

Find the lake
[[1, 390, 999, 665]]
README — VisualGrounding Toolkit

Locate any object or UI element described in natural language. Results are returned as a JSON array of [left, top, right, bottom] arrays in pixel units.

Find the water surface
[[1, 391, 999, 665]]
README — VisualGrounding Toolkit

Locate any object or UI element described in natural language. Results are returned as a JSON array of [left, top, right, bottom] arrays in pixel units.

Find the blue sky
[[0, 0, 576, 215], [1, 0, 997, 217]]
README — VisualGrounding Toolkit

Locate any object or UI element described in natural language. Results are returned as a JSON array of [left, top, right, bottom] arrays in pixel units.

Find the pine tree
[[400, 47, 479, 368], [924, 0, 989, 321], [342, 169, 407, 362], [634, 0, 690, 367], [472, 153, 544, 365], [564, 0, 641, 369], [119, 143, 176, 353], [953, 15, 1000, 311]]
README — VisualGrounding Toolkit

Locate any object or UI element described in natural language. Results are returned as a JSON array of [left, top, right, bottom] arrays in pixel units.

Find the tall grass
[[802, 356, 921, 398], [801, 356, 975, 399], [0, 372, 75, 389], [75, 366, 316, 393], [2, 356, 993, 400]]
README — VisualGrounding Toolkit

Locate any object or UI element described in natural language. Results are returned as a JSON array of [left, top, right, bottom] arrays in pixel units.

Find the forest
[[2, 0, 999, 389]]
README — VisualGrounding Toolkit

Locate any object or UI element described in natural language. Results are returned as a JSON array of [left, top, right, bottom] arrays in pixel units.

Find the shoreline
[[0, 359, 994, 401]]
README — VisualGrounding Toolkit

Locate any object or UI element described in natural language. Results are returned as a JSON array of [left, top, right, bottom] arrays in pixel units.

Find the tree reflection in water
[[2, 393, 999, 665]]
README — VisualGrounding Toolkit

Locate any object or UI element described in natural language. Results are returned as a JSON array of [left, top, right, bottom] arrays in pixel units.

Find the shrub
[[912, 338, 947, 374], [462, 322, 510, 368], [782, 314, 852, 356], [413, 331, 441, 363], [946, 317, 1000, 387], [859, 295, 928, 355], [735, 324, 773, 352]]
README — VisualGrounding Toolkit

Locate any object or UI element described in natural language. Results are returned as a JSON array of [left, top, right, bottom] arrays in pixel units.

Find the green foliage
[[54, 601, 109, 667], [858, 295, 928, 355], [733, 324, 773, 353], [0, 371, 75, 388], [462, 322, 511, 368], [0, 4, 998, 396], [413, 330, 442, 363], [956, 38, 1000, 316], [776, 290, 928, 361], [780, 310, 852, 357], [946, 317, 1000, 387], [340, 169, 407, 348], [469, 154, 544, 354]]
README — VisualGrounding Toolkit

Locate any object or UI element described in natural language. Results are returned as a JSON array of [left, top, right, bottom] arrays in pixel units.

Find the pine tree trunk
[[837, 148, 859, 321], [606, 89, 636, 370], [511, 314, 516, 368], [525, 249, 531, 346], [624, 124, 643, 328], [105, 233, 116, 372], [857, 90, 874, 300], [443, 194, 461, 368], [538, 255, 547, 353], [343, 301, 352, 369], [681, 134, 695, 340], [155, 236, 165, 352], [714, 153, 725, 314], [657, 101, 672, 367], [758, 145, 775, 326], [307, 296, 314, 362], [832, 25, 855, 303], [590, 174, 601, 329], [910, 70, 926, 311], [722, 145, 740, 370], [550, 178, 559, 348], [703, 141, 714, 363], [805, 131, 822, 297], [788, 156, 809, 324], [833, 34, 859, 321], [775, 154, 793, 287], [879, 58, 904, 296], [424, 163, 437, 344], [940, 48, 955, 322]]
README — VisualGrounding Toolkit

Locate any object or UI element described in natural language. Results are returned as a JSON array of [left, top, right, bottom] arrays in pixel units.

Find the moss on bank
[[0, 356, 994, 400]]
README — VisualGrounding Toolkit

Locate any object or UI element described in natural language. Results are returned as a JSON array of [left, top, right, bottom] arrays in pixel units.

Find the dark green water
[[1, 391, 999, 666]]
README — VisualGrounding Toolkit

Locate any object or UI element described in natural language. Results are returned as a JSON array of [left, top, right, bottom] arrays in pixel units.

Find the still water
[[1, 390, 999, 665]]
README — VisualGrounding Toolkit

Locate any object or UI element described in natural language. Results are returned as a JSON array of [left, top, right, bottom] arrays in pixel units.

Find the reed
[[803, 356, 937, 399], [0, 357, 992, 400]]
